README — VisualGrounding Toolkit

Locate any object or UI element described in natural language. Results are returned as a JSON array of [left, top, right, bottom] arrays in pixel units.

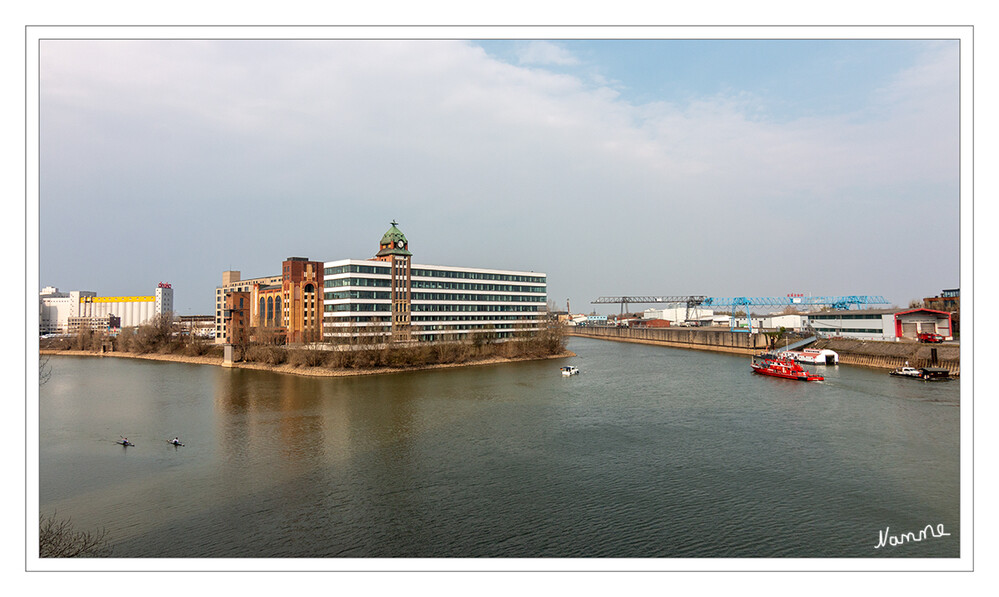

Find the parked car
[[917, 332, 945, 343]]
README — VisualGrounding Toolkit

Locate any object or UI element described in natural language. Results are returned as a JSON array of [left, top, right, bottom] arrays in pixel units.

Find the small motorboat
[[751, 353, 823, 381], [560, 366, 579, 376], [890, 366, 950, 380]]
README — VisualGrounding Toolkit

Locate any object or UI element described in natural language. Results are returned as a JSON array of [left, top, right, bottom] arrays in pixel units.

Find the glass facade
[[322, 260, 547, 343]]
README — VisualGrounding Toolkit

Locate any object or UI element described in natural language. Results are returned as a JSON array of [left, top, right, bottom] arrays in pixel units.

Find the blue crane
[[702, 295, 891, 333]]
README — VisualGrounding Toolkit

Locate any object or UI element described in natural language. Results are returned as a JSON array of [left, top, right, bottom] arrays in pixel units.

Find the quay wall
[[832, 353, 960, 376], [813, 338, 961, 376], [566, 326, 768, 355]]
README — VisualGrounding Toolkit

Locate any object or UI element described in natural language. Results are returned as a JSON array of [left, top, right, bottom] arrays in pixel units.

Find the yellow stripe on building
[[80, 296, 155, 303]]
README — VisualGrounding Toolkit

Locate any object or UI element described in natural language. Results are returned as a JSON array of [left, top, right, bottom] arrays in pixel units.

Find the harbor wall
[[566, 326, 769, 355], [832, 353, 960, 376], [812, 338, 961, 376]]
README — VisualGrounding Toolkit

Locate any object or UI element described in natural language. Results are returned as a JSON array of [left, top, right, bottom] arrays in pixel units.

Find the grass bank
[[40, 319, 574, 378], [39, 348, 575, 378]]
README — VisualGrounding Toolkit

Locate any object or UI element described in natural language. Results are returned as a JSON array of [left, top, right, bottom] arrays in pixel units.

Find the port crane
[[591, 295, 891, 333], [591, 296, 708, 319]]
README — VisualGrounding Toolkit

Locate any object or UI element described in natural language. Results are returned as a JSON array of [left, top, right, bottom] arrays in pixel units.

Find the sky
[[36, 35, 962, 316]]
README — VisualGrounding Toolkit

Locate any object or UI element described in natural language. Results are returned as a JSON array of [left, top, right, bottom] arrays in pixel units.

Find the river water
[[38, 337, 960, 559]]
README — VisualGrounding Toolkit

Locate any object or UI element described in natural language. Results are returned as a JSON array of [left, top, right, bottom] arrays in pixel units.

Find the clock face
[[396, 240, 404, 248]]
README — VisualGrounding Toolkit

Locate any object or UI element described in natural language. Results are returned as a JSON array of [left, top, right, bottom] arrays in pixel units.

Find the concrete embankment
[[811, 339, 960, 376], [567, 328, 960, 376], [567, 326, 769, 355]]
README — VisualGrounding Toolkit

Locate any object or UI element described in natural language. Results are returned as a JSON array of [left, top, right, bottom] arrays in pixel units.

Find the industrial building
[[39, 283, 174, 334], [216, 222, 547, 345], [213, 257, 323, 345], [641, 307, 715, 325], [214, 271, 282, 344], [808, 308, 953, 341], [323, 223, 547, 343]]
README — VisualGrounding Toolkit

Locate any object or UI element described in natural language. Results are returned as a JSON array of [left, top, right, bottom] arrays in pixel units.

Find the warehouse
[[892, 308, 954, 340], [808, 309, 897, 341], [808, 308, 953, 341]]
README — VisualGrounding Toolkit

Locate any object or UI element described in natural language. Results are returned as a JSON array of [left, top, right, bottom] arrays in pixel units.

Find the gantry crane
[[591, 296, 708, 317]]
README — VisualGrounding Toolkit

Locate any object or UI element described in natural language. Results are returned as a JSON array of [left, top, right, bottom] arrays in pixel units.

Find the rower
[[172, 437, 180, 445]]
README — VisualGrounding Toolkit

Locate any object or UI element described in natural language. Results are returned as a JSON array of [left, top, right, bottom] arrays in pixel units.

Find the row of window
[[414, 293, 545, 303], [324, 314, 542, 323], [415, 281, 544, 292], [810, 314, 890, 321], [324, 264, 546, 284], [412, 269, 545, 284], [414, 304, 541, 313], [814, 327, 884, 334], [324, 277, 545, 293], [324, 303, 543, 313], [323, 291, 545, 303]]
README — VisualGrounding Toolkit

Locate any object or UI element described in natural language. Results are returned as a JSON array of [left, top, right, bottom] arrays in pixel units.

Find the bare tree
[[39, 354, 51, 386], [39, 512, 111, 557]]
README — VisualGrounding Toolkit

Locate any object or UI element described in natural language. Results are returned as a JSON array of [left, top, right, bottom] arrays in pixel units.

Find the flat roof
[[322, 258, 545, 278], [893, 308, 952, 317], [808, 308, 900, 316]]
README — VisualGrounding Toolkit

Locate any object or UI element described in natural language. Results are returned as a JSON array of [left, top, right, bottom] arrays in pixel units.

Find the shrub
[[245, 345, 288, 365], [289, 348, 326, 368], [183, 339, 214, 356], [39, 513, 111, 558]]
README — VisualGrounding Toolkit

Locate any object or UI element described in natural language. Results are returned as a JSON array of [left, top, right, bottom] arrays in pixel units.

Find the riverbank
[[40, 348, 576, 378]]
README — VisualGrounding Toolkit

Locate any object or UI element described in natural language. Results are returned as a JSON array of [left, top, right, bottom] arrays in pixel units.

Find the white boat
[[783, 348, 838, 365], [890, 366, 950, 380], [560, 366, 579, 376], [889, 366, 923, 378]]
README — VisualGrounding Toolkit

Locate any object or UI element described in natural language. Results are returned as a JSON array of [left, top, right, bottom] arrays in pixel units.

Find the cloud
[[514, 41, 581, 66], [38, 39, 959, 311]]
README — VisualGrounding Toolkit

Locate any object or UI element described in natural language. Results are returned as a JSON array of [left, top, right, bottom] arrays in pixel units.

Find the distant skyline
[[36, 33, 962, 316]]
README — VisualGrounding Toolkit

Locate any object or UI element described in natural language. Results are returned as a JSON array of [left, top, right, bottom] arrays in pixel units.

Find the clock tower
[[374, 221, 413, 343]]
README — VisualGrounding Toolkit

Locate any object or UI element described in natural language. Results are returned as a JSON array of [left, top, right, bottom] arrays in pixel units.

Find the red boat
[[751, 353, 824, 381]]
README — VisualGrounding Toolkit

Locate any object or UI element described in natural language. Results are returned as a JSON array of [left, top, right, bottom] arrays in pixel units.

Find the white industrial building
[[642, 306, 715, 325], [39, 283, 174, 334], [807, 308, 953, 341], [323, 259, 547, 342], [759, 314, 809, 331]]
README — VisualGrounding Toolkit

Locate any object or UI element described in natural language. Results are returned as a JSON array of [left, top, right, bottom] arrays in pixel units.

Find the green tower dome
[[376, 220, 412, 257]]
